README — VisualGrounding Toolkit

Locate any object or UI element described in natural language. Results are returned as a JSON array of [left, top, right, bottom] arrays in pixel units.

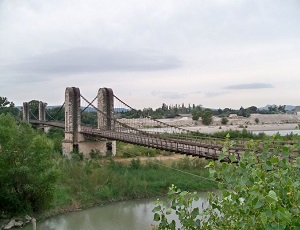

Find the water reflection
[[23, 192, 210, 230]]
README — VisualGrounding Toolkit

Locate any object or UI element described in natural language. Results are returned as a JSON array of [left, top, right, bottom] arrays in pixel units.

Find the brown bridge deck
[[30, 120, 298, 162], [30, 120, 246, 161]]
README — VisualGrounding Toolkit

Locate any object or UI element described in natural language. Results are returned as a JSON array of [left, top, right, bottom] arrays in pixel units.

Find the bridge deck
[[30, 120, 298, 162]]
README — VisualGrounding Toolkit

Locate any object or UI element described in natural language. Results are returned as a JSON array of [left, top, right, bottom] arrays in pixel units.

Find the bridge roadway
[[30, 120, 244, 161]]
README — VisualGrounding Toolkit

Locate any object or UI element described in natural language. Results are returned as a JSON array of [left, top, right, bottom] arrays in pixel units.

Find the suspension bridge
[[24, 87, 295, 161]]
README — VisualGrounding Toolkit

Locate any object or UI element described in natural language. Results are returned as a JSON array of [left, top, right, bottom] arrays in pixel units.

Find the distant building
[[228, 114, 238, 119]]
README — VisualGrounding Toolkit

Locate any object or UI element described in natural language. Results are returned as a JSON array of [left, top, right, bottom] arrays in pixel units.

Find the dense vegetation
[[153, 136, 300, 229], [49, 156, 215, 217], [0, 113, 216, 218], [1, 96, 298, 228], [119, 103, 289, 119], [0, 114, 57, 214]]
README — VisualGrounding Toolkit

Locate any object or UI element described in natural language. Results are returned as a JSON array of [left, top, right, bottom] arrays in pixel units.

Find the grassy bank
[[40, 156, 215, 219]]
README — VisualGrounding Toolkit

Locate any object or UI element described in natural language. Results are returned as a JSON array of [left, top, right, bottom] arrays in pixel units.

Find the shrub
[[130, 158, 141, 169], [0, 114, 57, 214], [153, 137, 300, 229], [221, 117, 228, 125]]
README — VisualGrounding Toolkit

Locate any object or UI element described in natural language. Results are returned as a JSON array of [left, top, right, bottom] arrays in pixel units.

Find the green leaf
[[154, 213, 160, 221], [229, 153, 237, 162], [296, 157, 300, 168], [254, 198, 265, 209], [266, 190, 278, 203]]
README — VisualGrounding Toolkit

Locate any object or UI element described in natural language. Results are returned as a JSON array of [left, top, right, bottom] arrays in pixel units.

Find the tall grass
[[51, 156, 216, 211]]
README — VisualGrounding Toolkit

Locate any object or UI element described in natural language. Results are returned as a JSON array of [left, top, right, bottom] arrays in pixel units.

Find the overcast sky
[[1, 0, 300, 109]]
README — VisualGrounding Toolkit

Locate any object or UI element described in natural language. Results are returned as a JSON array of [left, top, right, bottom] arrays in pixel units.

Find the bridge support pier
[[97, 88, 116, 156], [62, 87, 116, 158], [23, 102, 29, 122], [38, 101, 50, 132]]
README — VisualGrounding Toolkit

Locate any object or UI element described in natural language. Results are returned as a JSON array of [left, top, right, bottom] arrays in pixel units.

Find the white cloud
[[0, 0, 300, 109]]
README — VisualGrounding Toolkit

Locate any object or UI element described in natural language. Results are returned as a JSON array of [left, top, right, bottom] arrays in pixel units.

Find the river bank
[[21, 191, 212, 230], [118, 114, 300, 134], [187, 122, 300, 134], [1, 156, 215, 229]]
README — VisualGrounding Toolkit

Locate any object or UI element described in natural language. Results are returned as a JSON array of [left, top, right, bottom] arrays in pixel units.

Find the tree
[[255, 117, 260, 124], [201, 109, 213, 125], [0, 114, 57, 214], [278, 105, 286, 113], [28, 100, 39, 120], [221, 117, 228, 125], [0, 97, 20, 117], [237, 106, 246, 117], [46, 106, 65, 121], [0, 97, 10, 107], [153, 137, 300, 229], [191, 109, 201, 121], [247, 106, 258, 114]]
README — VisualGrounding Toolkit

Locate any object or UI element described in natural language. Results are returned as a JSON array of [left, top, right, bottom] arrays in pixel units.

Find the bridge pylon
[[39, 101, 47, 121], [97, 87, 116, 156], [62, 87, 116, 157], [22, 102, 29, 122], [62, 87, 81, 156]]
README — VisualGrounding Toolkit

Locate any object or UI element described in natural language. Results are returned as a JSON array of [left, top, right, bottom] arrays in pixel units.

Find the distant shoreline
[[187, 123, 299, 134]]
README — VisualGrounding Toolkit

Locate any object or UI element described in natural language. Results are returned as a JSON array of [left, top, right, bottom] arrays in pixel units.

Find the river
[[252, 129, 300, 136], [22, 192, 210, 230]]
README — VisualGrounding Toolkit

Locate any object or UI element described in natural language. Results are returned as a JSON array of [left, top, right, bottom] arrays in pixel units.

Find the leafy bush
[[153, 137, 300, 229], [130, 158, 141, 169], [0, 114, 57, 215], [221, 117, 228, 125], [201, 110, 213, 125]]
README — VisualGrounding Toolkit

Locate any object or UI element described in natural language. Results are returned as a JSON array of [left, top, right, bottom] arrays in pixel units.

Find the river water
[[252, 129, 300, 136], [23, 192, 210, 230]]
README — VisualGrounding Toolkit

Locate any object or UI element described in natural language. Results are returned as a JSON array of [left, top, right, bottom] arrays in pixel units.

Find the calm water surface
[[252, 129, 300, 136], [23, 192, 210, 230]]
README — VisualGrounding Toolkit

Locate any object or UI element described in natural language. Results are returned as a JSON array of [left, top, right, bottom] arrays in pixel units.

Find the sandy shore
[[120, 114, 300, 134], [186, 123, 300, 134]]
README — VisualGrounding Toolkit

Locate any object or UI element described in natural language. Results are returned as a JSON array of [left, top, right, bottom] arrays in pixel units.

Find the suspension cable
[[29, 110, 38, 120], [80, 94, 154, 137], [52, 102, 65, 121], [81, 95, 97, 113], [46, 110, 56, 120], [113, 94, 191, 134]]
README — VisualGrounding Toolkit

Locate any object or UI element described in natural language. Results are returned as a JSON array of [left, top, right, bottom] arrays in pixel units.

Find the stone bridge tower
[[62, 87, 81, 155], [98, 88, 116, 156], [62, 87, 116, 157], [22, 102, 30, 122], [38, 101, 47, 122]]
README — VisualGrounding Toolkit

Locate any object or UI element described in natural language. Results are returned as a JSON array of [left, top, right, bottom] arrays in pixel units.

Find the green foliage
[[81, 111, 97, 126], [201, 137, 300, 229], [221, 117, 228, 125], [255, 117, 260, 124], [0, 114, 57, 215], [153, 136, 300, 229], [89, 149, 102, 159], [130, 158, 141, 169], [51, 157, 216, 210], [117, 141, 161, 157], [153, 184, 201, 230], [46, 107, 65, 121], [28, 100, 39, 120], [47, 127, 64, 153], [212, 129, 266, 139], [201, 109, 213, 125], [191, 109, 202, 121], [0, 96, 20, 117]]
